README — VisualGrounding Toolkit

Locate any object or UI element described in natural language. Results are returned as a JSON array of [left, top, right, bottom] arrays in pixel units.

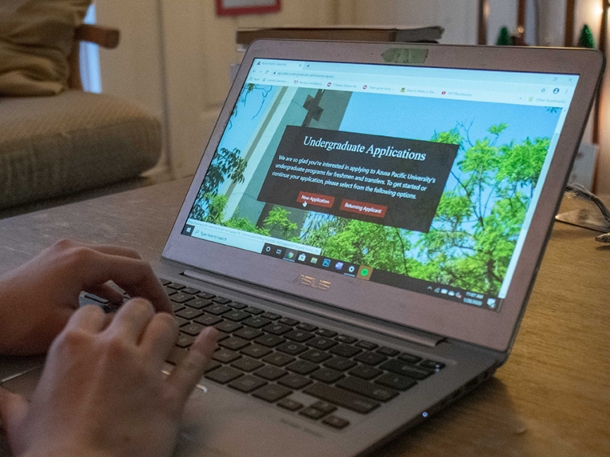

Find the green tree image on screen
[[188, 101, 555, 297]]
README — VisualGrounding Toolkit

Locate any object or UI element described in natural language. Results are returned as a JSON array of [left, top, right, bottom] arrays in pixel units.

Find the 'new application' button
[[297, 191, 335, 208]]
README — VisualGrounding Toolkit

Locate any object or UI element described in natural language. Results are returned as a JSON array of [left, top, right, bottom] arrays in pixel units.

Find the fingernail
[[203, 327, 219, 348], [202, 326, 219, 340]]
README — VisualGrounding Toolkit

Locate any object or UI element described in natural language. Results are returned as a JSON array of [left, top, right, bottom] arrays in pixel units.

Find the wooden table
[[0, 179, 609, 457]]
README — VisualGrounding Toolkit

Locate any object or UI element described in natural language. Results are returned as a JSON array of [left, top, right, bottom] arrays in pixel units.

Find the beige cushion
[[0, 0, 91, 96], [0, 90, 162, 209]]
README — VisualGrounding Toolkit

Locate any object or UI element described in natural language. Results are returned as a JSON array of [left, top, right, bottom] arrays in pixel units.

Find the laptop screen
[[180, 58, 578, 314]]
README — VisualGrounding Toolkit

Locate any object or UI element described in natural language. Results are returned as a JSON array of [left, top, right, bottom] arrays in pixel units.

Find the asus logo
[[293, 274, 331, 291]]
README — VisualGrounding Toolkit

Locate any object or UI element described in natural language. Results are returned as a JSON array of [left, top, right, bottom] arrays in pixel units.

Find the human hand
[[0, 239, 172, 355], [0, 299, 218, 457]]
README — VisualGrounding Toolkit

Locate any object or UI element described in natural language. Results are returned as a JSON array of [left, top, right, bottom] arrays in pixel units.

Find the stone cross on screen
[[257, 126, 458, 233]]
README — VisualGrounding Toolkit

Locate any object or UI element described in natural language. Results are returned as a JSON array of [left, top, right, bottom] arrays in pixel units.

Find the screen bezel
[[163, 40, 604, 352]]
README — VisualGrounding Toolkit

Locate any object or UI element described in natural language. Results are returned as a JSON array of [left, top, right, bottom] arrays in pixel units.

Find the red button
[[339, 199, 387, 218], [297, 191, 335, 208]]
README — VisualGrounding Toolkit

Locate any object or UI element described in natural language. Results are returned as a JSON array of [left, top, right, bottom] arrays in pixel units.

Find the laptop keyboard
[[87, 279, 445, 430]]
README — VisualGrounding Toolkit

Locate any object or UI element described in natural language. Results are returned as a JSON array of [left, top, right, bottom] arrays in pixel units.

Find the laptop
[[1, 40, 604, 457]]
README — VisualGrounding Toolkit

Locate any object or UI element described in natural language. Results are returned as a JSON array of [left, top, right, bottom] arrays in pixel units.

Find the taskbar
[[260, 242, 502, 312]]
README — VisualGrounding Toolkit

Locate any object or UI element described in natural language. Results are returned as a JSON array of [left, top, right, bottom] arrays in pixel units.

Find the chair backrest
[[68, 24, 120, 90]]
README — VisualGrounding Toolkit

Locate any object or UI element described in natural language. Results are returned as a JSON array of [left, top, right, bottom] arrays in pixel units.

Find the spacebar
[[303, 383, 380, 414]]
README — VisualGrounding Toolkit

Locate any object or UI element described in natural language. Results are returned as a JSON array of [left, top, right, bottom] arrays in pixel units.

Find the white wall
[[95, 0, 167, 172], [336, 0, 479, 44], [159, 0, 338, 177], [94, 0, 609, 192]]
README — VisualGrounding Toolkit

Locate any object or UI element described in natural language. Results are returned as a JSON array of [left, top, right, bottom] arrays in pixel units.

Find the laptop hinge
[[182, 269, 444, 348]]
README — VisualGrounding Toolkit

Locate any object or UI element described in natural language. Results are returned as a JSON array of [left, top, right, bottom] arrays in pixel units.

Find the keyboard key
[[228, 375, 266, 393], [158, 278, 172, 286], [241, 345, 272, 359], [253, 365, 288, 381], [349, 365, 382, 380], [174, 316, 189, 327], [337, 377, 398, 402], [216, 333, 230, 342], [254, 334, 284, 347], [176, 333, 194, 348], [316, 329, 337, 338], [279, 374, 312, 390], [181, 323, 204, 336], [278, 317, 299, 326], [203, 359, 221, 371], [185, 298, 213, 309], [322, 415, 350, 429], [214, 320, 242, 334], [398, 353, 423, 364], [164, 286, 177, 296], [224, 310, 250, 321], [212, 349, 241, 364], [229, 302, 248, 310], [375, 373, 417, 391], [300, 407, 326, 420], [253, 384, 292, 402], [175, 308, 204, 320], [277, 342, 307, 355], [330, 344, 362, 358], [205, 304, 231, 315], [355, 341, 378, 351], [420, 360, 446, 371], [263, 352, 295, 367], [263, 323, 292, 335], [354, 352, 387, 366], [231, 357, 264, 372], [311, 401, 337, 414], [244, 307, 264, 315], [261, 312, 281, 320], [181, 287, 200, 295], [197, 292, 215, 299], [303, 383, 379, 414], [376, 347, 400, 357], [324, 357, 356, 372], [243, 317, 271, 329], [219, 337, 250, 351], [206, 366, 243, 384], [170, 293, 195, 304], [287, 360, 318, 375], [233, 327, 263, 340], [85, 294, 110, 305], [212, 296, 232, 305], [284, 330, 315, 343], [311, 368, 344, 384], [166, 282, 185, 290], [171, 303, 185, 313], [194, 314, 223, 326], [301, 349, 332, 364], [307, 337, 337, 351], [296, 323, 318, 332], [277, 398, 303, 411], [380, 360, 433, 380], [335, 335, 357, 344]]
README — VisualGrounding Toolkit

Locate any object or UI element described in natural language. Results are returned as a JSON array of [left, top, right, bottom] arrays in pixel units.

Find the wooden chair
[[68, 24, 120, 90], [0, 23, 162, 215]]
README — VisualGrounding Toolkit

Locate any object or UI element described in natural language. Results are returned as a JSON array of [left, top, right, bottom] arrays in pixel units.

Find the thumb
[[0, 387, 28, 434]]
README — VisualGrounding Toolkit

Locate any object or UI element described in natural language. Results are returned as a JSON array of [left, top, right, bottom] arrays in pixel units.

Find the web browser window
[[182, 58, 578, 312]]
